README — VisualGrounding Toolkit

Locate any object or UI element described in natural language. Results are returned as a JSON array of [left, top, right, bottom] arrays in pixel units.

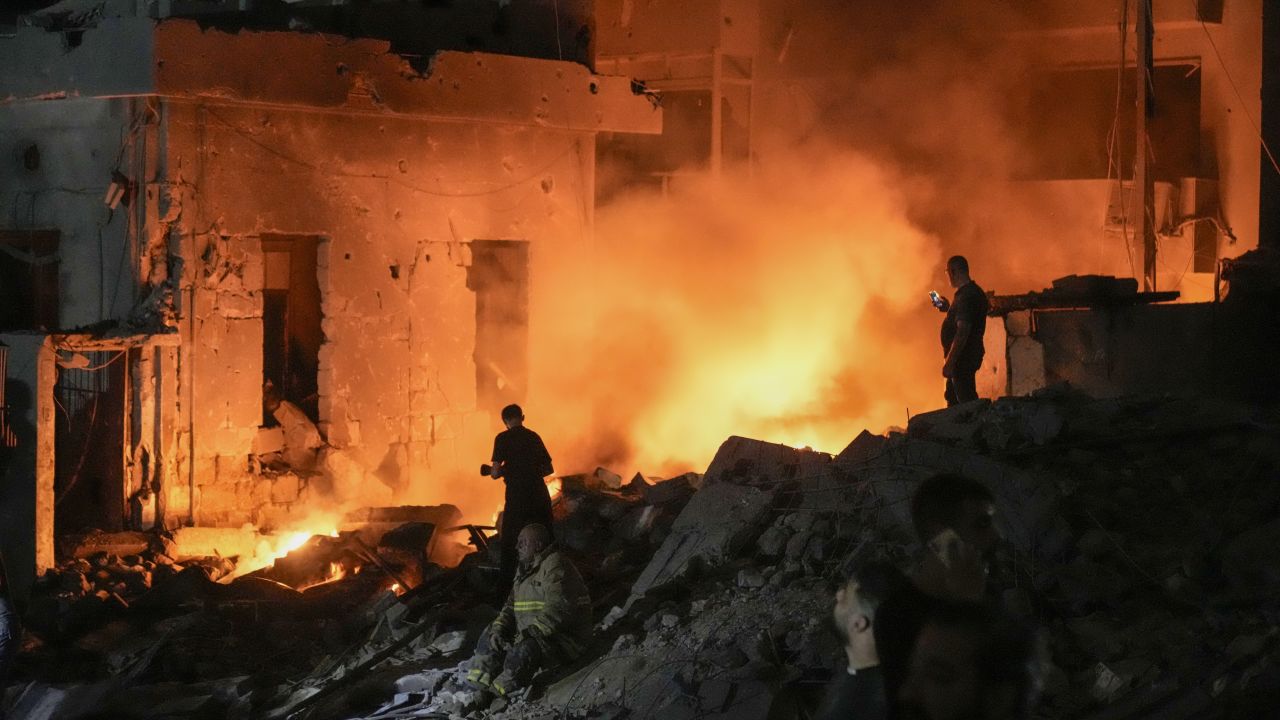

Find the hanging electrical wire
[[1188, 0, 1280, 178]]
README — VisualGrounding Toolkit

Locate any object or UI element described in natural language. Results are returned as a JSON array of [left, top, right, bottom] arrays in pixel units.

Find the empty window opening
[[1018, 64, 1202, 181], [0, 344, 21, 450], [262, 235, 323, 423], [468, 240, 529, 417], [54, 349, 128, 538], [0, 230, 60, 331]]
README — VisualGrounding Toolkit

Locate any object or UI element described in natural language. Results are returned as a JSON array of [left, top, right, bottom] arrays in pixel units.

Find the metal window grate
[[0, 344, 14, 448]]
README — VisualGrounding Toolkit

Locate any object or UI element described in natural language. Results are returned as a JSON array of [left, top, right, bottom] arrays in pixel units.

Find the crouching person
[[466, 524, 591, 696]]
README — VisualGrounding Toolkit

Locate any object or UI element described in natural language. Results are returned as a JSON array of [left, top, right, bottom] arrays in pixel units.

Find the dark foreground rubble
[[4, 386, 1280, 720]]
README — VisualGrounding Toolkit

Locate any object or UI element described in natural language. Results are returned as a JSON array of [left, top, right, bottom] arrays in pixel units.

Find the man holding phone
[[489, 404, 556, 587], [931, 256, 988, 406]]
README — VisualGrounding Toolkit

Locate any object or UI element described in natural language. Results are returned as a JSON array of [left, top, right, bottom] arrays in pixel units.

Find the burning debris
[[3, 388, 1277, 719]]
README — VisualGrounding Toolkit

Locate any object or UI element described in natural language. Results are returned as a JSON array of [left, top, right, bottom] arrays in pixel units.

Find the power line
[[1190, 0, 1280, 177]]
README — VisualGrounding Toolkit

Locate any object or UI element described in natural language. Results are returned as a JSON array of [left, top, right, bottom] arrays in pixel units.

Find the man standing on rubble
[[465, 524, 591, 697], [489, 404, 556, 583], [933, 255, 989, 406]]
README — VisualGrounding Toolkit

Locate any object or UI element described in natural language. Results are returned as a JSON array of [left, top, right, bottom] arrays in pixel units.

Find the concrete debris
[[5, 390, 1278, 720], [833, 429, 888, 469], [702, 435, 830, 487], [67, 530, 152, 560], [624, 480, 776, 605]]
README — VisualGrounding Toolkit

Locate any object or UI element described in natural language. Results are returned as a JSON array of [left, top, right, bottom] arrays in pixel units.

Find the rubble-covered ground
[[5, 386, 1280, 720]]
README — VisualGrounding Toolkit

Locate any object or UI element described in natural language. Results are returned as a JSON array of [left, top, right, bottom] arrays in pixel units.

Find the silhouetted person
[[876, 474, 1004, 720], [933, 256, 988, 406], [489, 404, 555, 583], [815, 560, 911, 720], [899, 601, 1042, 720]]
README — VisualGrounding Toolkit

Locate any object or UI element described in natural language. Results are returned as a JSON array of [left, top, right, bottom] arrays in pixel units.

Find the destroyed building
[[1, 1, 1279, 719], [0, 5, 660, 594]]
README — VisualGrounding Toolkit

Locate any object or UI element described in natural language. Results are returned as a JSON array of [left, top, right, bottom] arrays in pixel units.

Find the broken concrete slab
[[170, 526, 259, 562], [71, 530, 152, 559], [907, 399, 991, 443], [834, 429, 888, 470], [252, 426, 286, 455], [858, 436, 1069, 559], [702, 436, 830, 488], [594, 466, 624, 490], [644, 472, 702, 505], [343, 505, 462, 562], [625, 481, 776, 604]]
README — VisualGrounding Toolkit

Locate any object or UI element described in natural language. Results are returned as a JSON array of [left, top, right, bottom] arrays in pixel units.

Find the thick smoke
[[535, 148, 942, 474], [529, 0, 1120, 475]]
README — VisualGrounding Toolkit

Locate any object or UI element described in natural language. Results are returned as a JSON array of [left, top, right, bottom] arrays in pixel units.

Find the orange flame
[[298, 560, 348, 592], [227, 517, 342, 580]]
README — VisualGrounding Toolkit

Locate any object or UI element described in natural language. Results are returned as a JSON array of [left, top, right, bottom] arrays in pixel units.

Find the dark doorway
[[467, 241, 529, 416], [0, 230, 59, 331], [262, 235, 323, 421], [54, 349, 128, 536]]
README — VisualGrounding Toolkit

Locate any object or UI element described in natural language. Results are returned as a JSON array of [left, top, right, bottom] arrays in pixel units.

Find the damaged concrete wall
[[166, 104, 597, 526], [0, 18, 154, 102], [1, 17, 658, 531], [1002, 300, 1278, 403], [1003, 0, 1264, 298], [0, 97, 144, 327]]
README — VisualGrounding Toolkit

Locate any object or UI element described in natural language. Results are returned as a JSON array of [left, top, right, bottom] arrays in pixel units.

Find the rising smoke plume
[[528, 0, 1126, 476]]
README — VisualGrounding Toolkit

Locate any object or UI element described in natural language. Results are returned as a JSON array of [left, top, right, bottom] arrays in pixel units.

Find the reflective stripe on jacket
[[491, 548, 592, 657]]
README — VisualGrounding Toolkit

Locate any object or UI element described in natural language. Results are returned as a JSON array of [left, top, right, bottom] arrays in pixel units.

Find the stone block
[[395, 670, 449, 695], [907, 400, 990, 444], [251, 427, 285, 456], [834, 429, 888, 470], [644, 472, 701, 505], [702, 436, 830, 487], [784, 531, 813, 560], [71, 531, 151, 559], [626, 482, 776, 603], [171, 526, 258, 561], [428, 630, 468, 656], [755, 526, 789, 558], [594, 467, 623, 490], [270, 473, 301, 504]]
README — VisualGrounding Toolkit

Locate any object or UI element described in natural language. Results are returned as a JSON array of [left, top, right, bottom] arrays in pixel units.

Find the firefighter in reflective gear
[[466, 524, 591, 695]]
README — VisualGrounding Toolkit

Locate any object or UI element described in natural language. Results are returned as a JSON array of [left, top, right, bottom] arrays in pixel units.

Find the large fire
[[225, 519, 341, 581], [533, 148, 944, 474]]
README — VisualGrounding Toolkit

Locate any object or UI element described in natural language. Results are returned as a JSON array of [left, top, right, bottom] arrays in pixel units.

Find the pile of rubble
[[5, 387, 1280, 720]]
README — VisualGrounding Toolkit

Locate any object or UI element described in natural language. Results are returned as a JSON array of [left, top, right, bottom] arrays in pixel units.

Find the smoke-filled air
[[533, 149, 945, 474], [529, 0, 1057, 476]]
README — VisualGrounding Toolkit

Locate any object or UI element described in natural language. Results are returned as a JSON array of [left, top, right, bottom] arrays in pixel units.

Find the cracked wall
[[1, 17, 658, 533], [167, 102, 597, 526]]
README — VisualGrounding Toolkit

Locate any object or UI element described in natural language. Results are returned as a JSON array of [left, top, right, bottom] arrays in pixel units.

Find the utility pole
[[1135, 0, 1157, 290]]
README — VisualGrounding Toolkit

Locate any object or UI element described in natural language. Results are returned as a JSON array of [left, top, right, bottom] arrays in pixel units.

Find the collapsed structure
[[5, 389, 1280, 719], [1, 0, 1279, 718], [0, 11, 660, 595]]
